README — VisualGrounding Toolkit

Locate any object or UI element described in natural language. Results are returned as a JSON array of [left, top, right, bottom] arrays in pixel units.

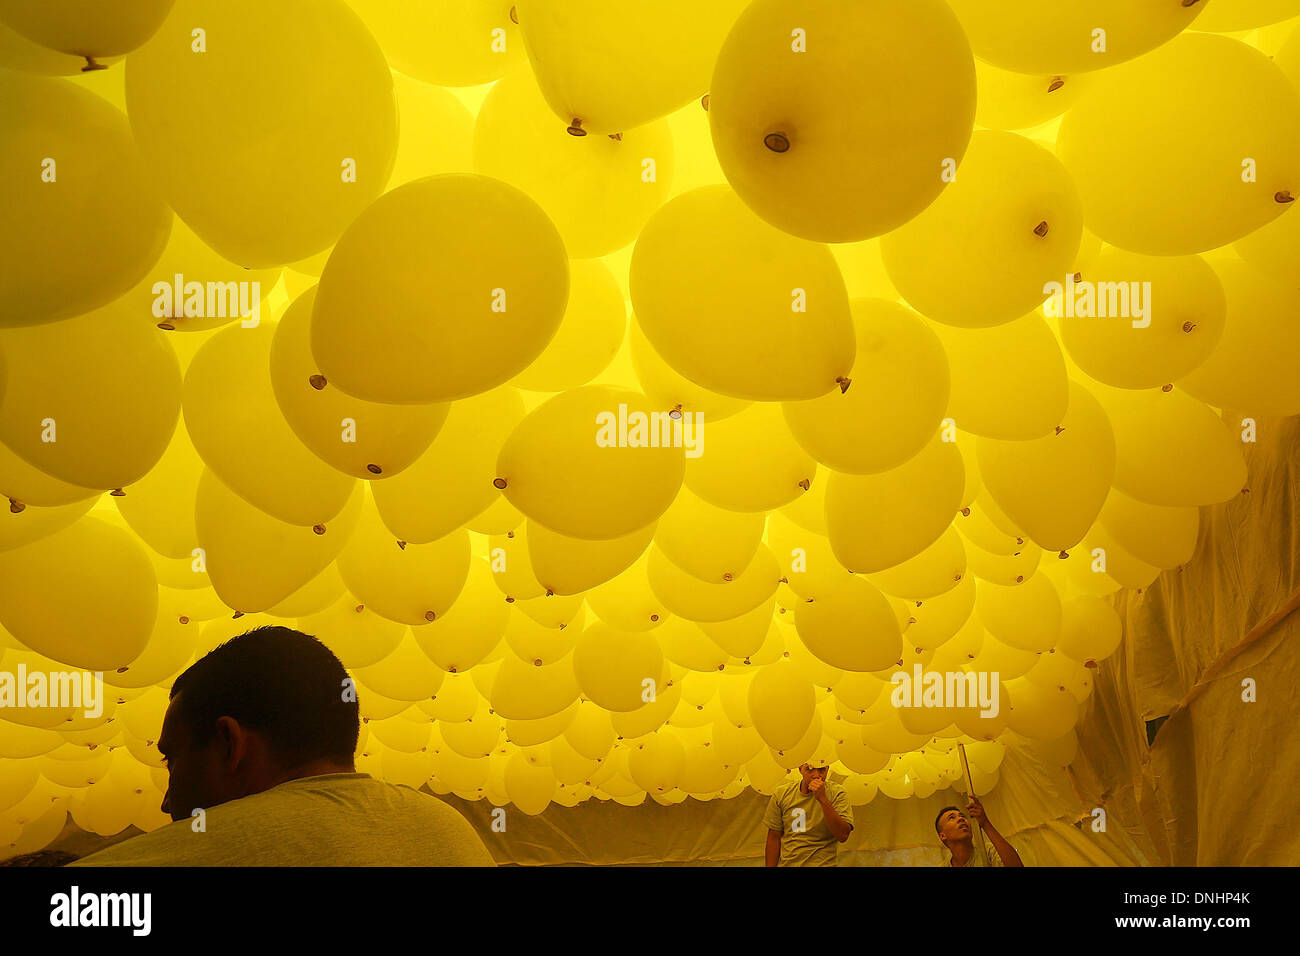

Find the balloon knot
[[546, 588, 554, 596], [509, 5, 518, 23], [355, 605, 364, 612], [9, 498, 25, 513], [764, 132, 791, 153], [1054, 425, 1066, 435], [157, 321, 175, 331], [701, 94, 710, 111], [1033, 220, 1050, 237], [649, 613, 659, 622], [505, 595, 515, 603], [797, 478, 811, 491], [396, 540, 406, 550], [81, 56, 107, 72], [313, 524, 326, 535], [567, 118, 586, 137], [1161, 383, 1173, 392], [960, 507, 970, 517], [110, 488, 125, 497], [1058, 550, 1069, 559], [232, 610, 244, 618], [425, 610, 437, 621], [608, 133, 623, 141], [1277, 190, 1295, 203], [1015, 575, 1023, 583], [669, 405, 683, 419], [367, 463, 382, 475], [1047, 77, 1065, 93], [493, 477, 508, 489], [722, 572, 733, 582], [179, 616, 189, 624], [309, 374, 327, 390], [835, 376, 851, 393]]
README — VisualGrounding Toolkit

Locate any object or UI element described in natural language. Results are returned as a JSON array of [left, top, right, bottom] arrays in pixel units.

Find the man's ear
[[213, 715, 250, 770]]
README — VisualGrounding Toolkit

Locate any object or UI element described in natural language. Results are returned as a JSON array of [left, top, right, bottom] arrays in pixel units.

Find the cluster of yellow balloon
[[4, 0, 1297, 852]]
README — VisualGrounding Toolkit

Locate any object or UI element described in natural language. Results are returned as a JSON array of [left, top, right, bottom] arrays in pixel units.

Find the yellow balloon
[[0, 515, 156, 670], [0, 0, 172, 59], [1057, 596, 1122, 665], [126, 0, 397, 267], [510, 260, 626, 392], [124, 217, 281, 333], [655, 486, 764, 583], [496, 386, 685, 540], [525, 518, 654, 596], [881, 131, 1082, 327], [1178, 259, 1300, 415], [115, 425, 201, 559], [490, 652, 580, 720], [505, 750, 555, 815], [1, 71, 169, 325], [825, 432, 965, 573], [475, 68, 674, 258], [372, 387, 525, 544], [0, 459, 97, 552], [627, 321, 750, 423], [1057, 33, 1300, 255], [1092, 385, 1246, 507], [0, 16, 117, 74], [947, 0, 1203, 74], [504, 606, 580, 667], [765, 513, 844, 602], [345, 0, 522, 87], [585, 553, 669, 631], [335, 495, 469, 626], [0, 301, 179, 490], [1003, 678, 1077, 741], [975, 574, 1060, 653], [708, 0, 975, 242], [355, 631, 446, 702], [410, 559, 505, 673], [975, 381, 1115, 552], [867, 525, 968, 601], [747, 661, 814, 752], [973, 59, 1094, 132], [184, 321, 357, 526], [572, 623, 666, 713], [1193, 0, 1300, 31], [931, 312, 1068, 440], [784, 299, 949, 473], [196, 469, 363, 613], [630, 185, 853, 401], [685, 403, 815, 513], [1056, 250, 1226, 390], [312, 175, 568, 403], [647, 544, 779, 623], [795, 574, 901, 672], [516, 0, 749, 134], [1097, 489, 1198, 571], [270, 288, 448, 480]]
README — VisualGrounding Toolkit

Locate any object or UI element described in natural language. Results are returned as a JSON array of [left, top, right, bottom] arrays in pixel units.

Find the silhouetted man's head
[[158, 626, 359, 821], [934, 805, 971, 851]]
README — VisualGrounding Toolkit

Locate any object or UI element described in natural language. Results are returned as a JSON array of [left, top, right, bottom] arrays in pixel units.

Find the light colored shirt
[[71, 773, 495, 867], [763, 779, 854, 867], [947, 845, 1004, 867]]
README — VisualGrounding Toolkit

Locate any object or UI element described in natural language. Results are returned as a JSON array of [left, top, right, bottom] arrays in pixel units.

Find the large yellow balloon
[[0, 0, 173, 59], [929, 312, 1069, 440], [1057, 33, 1300, 255], [881, 131, 1082, 328], [709, 0, 976, 242], [627, 322, 750, 424], [312, 175, 568, 404], [1056, 250, 1226, 390], [784, 300, 949, 473], [516, 0, 750, 134], [126, 0, 397, 267], [270, 288, 448, 480], [335, 495, 469, 627], [684, 403, 815, 513], [372, 387, 525, 544], [630, 186, 853, 401], [115, 424, 202, 559], [0, 300, 180, 490], [184, 321, 357, 527], [0, 16, 116, 74], [1092, 385, 1246, 507], [795, 575, 902, 672], [387, 71, 473, 190], [572, 623, 666, 713], [526, 519, 654, 596], [747, 662, 815, 753], [410, 559, 505, 673], [0, 515, 156, 670], [1178, 259, 1300, 416], [975, 381, 1115, 552], [474, 68, 675, 259], [655, 486, 764, 583], [1193, 0, 1300, 31], [974, 59, 1094, 132], [496, 386, 685, 540], [196, 469, 363, 613], [1, 71, 169, 325], [345, 0, 522, 87], [1098, 489, 1198, 571], [647, 544, 779, 623], [825, 433, 965, 573], [947, 0, 1204, 75], [510, 261, 626, 392]]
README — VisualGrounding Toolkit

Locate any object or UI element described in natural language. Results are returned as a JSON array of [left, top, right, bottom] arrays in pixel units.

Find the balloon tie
[[1047, 77, 1065, 93], [764, 132, 791, 153], [1033, 220, 1050, 237]]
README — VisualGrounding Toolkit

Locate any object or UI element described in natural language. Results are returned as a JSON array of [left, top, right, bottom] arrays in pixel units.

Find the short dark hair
[[169, 626, 359, 768], [935, 806, 962, 834]]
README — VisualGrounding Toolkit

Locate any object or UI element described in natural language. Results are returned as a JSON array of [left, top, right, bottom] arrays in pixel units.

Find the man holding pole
[[934, 796, 1023, 867]]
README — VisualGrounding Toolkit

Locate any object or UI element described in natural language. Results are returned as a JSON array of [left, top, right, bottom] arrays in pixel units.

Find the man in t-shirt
[[934, 796, 1023, 867], [72, 625, 494, 867], [762, 760, 854, 866]]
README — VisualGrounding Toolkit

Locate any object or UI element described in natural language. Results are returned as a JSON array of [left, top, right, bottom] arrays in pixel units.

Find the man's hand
[[808, 777, 827, 800], [966, 795, 990, 831]]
